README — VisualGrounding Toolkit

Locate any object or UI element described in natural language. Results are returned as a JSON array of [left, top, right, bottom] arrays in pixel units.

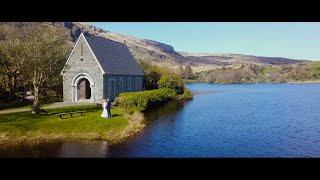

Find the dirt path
[[0, 102, 97, 114]]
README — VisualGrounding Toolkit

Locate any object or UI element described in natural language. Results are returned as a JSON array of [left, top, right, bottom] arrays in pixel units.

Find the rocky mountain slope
[[8, 22, 312, 73], [180, 52, 310, 71]]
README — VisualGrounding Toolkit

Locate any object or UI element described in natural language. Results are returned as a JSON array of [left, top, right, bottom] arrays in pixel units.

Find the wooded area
[[0, 23, 70, 113]]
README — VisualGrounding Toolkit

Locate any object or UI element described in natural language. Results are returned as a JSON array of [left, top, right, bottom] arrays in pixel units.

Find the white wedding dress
[[101, 102, 109, 118]]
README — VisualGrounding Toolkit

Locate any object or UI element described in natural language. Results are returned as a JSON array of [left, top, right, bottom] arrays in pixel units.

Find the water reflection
[[107, 100, 188, 157], [144, 100, 188, 124], [0, 141, 109, 158]]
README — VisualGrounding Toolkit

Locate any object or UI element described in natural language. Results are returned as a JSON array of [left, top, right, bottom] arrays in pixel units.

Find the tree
[[143, 65, 162, 90], [184, 65, 194, 79], [22, 24, 69, 114], [158, 73, 184, 94], [178, 64, 185, 79], [0, 23, 69, 113], [0, 24, 28, 101], [311, 62, 320, 79]]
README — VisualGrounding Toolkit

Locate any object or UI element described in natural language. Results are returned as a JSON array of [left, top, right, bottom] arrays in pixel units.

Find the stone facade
[[62, 33, 143, 103]]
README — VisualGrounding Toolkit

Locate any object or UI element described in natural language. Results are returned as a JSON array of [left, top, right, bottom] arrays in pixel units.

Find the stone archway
[[77, 78, 91, 100], [71, 73, 95, 102]]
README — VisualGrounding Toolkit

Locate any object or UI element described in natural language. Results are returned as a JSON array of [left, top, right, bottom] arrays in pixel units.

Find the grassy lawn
[[0, 105, 144, 146]]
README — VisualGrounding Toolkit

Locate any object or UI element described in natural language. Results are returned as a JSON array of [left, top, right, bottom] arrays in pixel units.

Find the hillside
[[3, 22, 311, 73], [180, 52, 310, 72], [63, 22, 311, 72]]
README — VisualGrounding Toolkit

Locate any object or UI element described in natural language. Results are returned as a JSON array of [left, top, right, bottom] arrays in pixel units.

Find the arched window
[[123, 78, 127, 92], [128, 77, 131, 91], [109, 80, 115, 100], [136, 77, 140, 90], [119, 78, 123, 94], [80, 43, 83, 56], [80, 43, 84, 61], [121, 78, 124, 92]]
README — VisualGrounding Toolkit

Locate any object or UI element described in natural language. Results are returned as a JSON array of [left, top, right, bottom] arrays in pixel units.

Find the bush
[[118, 88, 177, 113], [179, 88, 193, 100], [311, 63, 320, 79], [140, 62, 166, 90], [144, 69, 162, 90], [158, 74, 185, 94], [140, 62, 186, 92]]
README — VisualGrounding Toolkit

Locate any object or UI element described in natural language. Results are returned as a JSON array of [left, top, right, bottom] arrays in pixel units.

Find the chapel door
[[78, 78, 86, 100]]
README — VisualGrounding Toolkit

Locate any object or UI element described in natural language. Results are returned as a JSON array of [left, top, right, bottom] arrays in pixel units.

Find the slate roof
[[83, 33, 144, 76]]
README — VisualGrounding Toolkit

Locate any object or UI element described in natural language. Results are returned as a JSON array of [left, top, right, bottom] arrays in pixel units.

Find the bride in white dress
[[101, 99, 109, 118]]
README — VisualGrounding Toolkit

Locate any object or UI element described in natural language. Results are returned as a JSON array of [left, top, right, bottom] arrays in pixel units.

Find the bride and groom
[[101, 98, 112, 118]]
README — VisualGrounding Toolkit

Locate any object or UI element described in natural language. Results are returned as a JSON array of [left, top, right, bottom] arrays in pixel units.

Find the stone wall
[[62, 35, 104, 103]]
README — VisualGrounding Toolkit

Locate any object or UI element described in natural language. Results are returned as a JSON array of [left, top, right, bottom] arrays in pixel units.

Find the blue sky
[[88, 22, 320, 61]]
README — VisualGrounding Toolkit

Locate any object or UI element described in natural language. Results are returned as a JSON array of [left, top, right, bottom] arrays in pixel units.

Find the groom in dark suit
[[106, 98, 112, 118]]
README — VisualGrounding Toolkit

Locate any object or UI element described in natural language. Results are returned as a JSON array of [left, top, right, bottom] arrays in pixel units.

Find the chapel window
[[80, 43, 84, 61]]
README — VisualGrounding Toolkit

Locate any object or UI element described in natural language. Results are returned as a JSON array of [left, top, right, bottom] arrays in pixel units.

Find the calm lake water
[[2, 83, 320, 157]]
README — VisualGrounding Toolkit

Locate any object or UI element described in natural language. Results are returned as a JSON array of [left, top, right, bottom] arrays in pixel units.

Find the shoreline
[[185, 80, 320, 85], [286, 80, 320, 84], [103, 112, 145, 145]]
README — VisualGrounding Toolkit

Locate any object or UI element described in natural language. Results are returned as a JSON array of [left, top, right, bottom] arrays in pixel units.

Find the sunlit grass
[[0, 105, 144, 146]]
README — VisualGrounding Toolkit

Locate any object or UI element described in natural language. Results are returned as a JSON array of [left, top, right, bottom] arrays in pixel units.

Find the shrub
[[140, 62, 167, 90], [311, 63, 320, 79], [144, 69, 161, 90], [140, 62, 186, 92], [118, 88, 176, 113], [158, 74, 185, 94], [179, 88, 193, 100]]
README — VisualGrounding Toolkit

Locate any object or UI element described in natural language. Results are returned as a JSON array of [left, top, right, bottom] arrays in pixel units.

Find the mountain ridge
[[18, 22, 312, 73]]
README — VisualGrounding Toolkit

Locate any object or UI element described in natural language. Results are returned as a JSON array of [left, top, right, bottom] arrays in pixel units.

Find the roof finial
[[79, 28, 89, 37]]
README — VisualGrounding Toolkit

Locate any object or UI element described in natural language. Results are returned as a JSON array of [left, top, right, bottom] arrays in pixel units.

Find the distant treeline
[[193, 63, 320, 84], [138, 60, 320, 85]]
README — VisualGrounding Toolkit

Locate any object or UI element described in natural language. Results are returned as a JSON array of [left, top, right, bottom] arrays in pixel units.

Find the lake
[[1, 83, 320, 157]]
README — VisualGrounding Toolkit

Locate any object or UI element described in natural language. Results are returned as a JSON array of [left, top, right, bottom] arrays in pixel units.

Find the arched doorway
[[77, 78, 91, 100], [71, 73, 95, 102]]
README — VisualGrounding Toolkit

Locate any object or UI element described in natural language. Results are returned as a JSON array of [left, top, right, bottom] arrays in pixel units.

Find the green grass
[[0, 105, 144, 146]]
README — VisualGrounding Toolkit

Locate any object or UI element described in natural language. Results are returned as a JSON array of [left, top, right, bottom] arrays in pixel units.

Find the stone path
[[0, 102, 97, 114]]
